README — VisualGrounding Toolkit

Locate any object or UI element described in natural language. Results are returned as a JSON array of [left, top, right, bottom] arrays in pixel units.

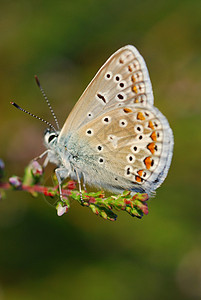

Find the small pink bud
[[9, 176, 22, 189], [31, 161, 43, 177], [56, 203, 68, 216]]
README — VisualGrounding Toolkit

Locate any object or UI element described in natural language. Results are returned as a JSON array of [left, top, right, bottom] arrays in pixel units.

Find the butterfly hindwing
[[71, 104, 173, 195]]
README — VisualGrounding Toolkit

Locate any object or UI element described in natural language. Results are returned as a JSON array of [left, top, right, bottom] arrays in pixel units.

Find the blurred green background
[[0, 0, 201, 299]]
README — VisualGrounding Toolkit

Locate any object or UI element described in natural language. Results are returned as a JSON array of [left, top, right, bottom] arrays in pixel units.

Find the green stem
[[0, 160, 149, 221]]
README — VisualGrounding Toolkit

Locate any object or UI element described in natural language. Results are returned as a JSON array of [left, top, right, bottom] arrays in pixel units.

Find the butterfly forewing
[[59, 45, 154, 140]]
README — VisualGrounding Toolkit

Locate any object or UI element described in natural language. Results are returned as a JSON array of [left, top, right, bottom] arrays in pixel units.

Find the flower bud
[[31, 161, 43, 178], [56, 202, 68, 216], [9, 176, 22, 189]]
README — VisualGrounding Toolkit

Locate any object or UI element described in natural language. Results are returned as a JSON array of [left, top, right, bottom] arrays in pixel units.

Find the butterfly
[[12, 45, 174, 201]]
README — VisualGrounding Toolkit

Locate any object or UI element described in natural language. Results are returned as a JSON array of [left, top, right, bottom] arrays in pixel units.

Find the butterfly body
[[43, 45, 173, 198]]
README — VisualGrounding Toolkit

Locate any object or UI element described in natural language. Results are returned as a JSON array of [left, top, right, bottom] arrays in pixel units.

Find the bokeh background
[[0, 0, 201, 299]]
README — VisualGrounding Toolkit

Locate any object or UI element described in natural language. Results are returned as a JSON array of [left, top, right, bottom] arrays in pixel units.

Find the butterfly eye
[[48, 134, 56, 143]]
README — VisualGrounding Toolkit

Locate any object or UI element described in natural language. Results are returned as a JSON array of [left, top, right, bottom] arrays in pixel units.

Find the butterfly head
[[44, 128, 60, 149]]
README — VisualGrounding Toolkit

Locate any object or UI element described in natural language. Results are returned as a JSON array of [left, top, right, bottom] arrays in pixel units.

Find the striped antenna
[[34, 75, 60, 130], [10, 102, 58, 135]]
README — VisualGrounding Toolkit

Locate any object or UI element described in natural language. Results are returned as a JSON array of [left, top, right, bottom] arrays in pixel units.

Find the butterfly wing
[[72, 104, 173, 195], [59, 45, 154, 140]]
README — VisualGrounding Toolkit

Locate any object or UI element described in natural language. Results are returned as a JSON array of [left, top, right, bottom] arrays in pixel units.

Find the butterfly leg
[[74, 168, 84, 204], [32, 150, 49, 163], [55, 167, 69, 203], [83, 180, 87, 192], [43, 155, 49, 168], [32, 149, 57, 169]]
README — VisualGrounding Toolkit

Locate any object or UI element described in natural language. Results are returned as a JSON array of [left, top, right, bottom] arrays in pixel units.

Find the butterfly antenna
[[10, 102, 58, 135], [34, 75, 60, 130]]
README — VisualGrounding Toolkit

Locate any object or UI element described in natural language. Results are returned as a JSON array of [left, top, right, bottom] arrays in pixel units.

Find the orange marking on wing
[[128, 65, 132, 72], [132, 85, 138, 93], [131, 75, 136, 82], [150, 131, 157, 141], [123, 107, 133, 113], [137, 170, 143, 176], [148, 121, 154, 130], [134, 98, 139, 103], [137, 112, 145, 120], [144, 156, 152, 169], [147, 142, 155, 154], [135, 175, 142, 183]]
